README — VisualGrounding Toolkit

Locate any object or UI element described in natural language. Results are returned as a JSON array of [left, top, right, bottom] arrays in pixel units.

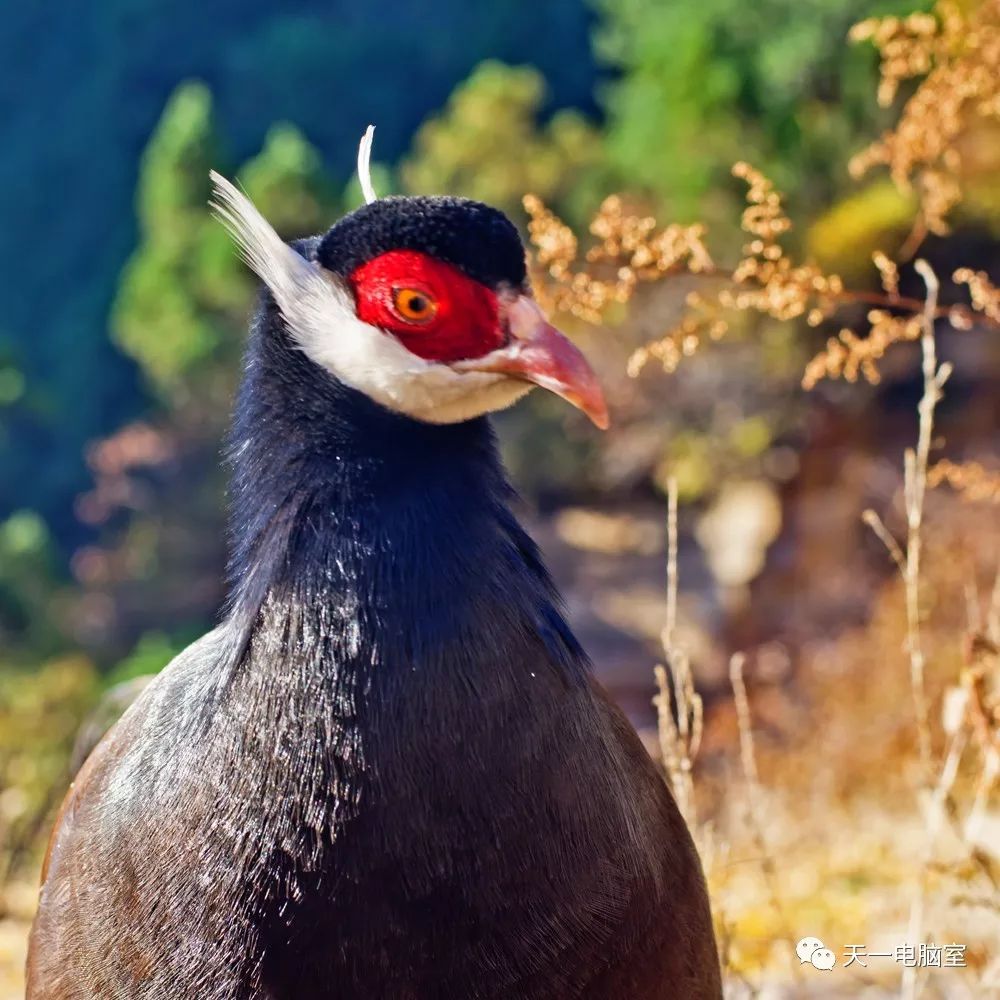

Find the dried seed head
[[849, 2, 1000, 234], [954, 267, 1000, 322], [929, 459, 1000, 503]]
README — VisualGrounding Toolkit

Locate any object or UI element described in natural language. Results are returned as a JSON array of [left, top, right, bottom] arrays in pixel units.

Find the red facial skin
[[350, 250, 505, 363]]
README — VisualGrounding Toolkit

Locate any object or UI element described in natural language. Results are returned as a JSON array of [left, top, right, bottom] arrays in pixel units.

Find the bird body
[[27, 179, 720, 999]]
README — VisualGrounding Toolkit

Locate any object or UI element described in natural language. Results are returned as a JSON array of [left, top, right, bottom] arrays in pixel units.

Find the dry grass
[[652, 478, 704, 838], [525, 3, 1000, 995], [648, 459, 1000, 996]]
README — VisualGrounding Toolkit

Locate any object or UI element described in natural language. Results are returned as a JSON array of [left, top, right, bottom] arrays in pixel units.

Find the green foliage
[[104, 629, 191, 688], [342, 160, 399, 212], [0, 366, 24, 410], [808, 178, 918, 277], [0, 657, 98, 878], [112, 84, 238, 402], [0, 513, 66, 660], [402, 61, 605, 222], [136, 83, 220, 241], [596, 0, 744, 215], [238, 124, 339, 239], [595, 0, 931, 223], [112, 85, 337, 405]]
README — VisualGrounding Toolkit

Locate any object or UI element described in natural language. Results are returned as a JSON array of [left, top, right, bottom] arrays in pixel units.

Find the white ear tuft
[[209, 170, 309, 295], [357, 125, 377, 205], [209, 170, 352, 337]]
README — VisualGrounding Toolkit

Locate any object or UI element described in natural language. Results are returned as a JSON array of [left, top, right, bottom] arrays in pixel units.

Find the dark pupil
[[407, 293, 428, 314]]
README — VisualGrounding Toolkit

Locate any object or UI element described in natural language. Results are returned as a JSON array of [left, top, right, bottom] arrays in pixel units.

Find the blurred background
[[1, 0, 998, 996]]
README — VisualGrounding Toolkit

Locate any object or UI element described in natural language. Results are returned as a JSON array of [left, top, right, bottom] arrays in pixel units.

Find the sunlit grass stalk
[[903, 260, 951, 775], [653, 477, 702, 834], [898, 259, 960, 1000], [856, 260, 957, 999], [863, 261, 950, 776]]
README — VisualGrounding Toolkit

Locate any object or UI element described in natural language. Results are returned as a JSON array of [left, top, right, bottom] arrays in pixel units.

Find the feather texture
[[357, 125, 377, 204], [27, 192, 721, 1000]]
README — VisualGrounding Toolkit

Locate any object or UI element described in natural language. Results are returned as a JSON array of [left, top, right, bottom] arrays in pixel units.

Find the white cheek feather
[[209, 171, 532, 425]]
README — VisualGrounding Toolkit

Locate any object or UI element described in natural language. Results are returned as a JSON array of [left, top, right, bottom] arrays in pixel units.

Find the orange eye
[[393, 287, 438, 324]]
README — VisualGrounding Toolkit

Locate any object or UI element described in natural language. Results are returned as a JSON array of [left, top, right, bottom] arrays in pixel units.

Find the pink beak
[[455, 296, 610, 430]]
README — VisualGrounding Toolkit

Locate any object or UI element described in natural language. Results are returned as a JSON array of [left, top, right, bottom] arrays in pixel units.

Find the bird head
[[210, 142, 608, 430]]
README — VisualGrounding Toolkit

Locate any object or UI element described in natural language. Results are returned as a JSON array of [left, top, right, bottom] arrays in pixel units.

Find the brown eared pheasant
[[27, 128, 721, 1000]]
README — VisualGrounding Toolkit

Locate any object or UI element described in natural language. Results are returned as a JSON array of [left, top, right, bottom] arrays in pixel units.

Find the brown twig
[[862, 509, 907, 576], [905, 259, 952, 773], [653, 478, 704, 834]]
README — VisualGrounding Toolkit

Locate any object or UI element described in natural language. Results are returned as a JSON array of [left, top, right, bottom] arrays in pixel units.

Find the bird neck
[[222, 300, 584, 683]]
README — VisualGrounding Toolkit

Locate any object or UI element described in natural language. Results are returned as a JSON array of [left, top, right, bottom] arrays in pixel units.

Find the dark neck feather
[[222, 294, 587, 681]]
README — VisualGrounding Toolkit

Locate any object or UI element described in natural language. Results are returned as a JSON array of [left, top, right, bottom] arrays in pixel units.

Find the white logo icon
[[797, 937, 836, 971]]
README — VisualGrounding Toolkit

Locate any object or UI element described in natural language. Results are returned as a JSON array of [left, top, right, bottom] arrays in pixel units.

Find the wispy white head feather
[[357, 125, 377, 205], [208, 170, 532, 425], [209, 169, 354, 343]]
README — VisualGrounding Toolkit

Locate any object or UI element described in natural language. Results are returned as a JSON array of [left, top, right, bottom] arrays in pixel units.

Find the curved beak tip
[[523, 333, 611, 431], [563, 382, 611, 430], [589, 404, 611, 431], [470, 296, 610, 431]]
